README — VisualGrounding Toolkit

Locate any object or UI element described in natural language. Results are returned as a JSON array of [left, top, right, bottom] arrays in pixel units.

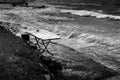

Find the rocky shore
[[0, 1, 120, 80]]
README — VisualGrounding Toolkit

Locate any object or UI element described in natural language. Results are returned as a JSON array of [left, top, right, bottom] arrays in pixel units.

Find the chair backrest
[[21, 34, 30, 41]]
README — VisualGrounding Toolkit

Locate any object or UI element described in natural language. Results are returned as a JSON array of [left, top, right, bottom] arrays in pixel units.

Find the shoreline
[[0, 2, 120, 80]]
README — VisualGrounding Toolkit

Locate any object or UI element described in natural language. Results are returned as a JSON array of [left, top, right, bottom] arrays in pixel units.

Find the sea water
[[47, 1, 120, 20]]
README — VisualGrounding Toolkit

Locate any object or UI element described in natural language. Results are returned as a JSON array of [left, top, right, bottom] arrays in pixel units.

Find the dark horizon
[[44, 0, 120, 6]]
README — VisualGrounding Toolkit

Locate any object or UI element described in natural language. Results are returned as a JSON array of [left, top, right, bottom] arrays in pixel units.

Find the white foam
[[60, 9, 120, 20]]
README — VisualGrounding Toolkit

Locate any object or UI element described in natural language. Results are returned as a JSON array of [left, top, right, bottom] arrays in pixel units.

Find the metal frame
[[27, 33, 60, 56]]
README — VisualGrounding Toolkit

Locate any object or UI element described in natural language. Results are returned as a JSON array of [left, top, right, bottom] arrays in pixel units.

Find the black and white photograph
[[0, 0, 120, 80]]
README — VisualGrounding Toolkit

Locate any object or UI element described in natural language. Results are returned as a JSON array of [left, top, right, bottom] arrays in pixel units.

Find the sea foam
[[60, 9, 120, 20]]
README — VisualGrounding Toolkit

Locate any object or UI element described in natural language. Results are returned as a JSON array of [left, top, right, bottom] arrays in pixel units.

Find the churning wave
[[60, 9, 120, 20]]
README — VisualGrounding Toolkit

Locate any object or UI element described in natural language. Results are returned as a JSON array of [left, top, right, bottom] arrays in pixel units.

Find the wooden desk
[[25, 29, 61, 56]]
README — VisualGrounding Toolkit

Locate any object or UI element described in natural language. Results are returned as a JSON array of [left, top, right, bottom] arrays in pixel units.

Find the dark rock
[[0, 26, 57, 80]]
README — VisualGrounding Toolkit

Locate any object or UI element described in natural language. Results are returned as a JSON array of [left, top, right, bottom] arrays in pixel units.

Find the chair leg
[[35, 37, 41, 50], [41, 40, 53, 56], [46, 50, 53, 56], [41, 40, 49, 53]]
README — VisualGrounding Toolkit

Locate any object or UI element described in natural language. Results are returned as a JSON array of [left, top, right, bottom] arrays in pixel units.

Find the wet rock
[[102, 75, 120, 80], [40, 55, 63, 76], [0, 27, 58, 80]]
